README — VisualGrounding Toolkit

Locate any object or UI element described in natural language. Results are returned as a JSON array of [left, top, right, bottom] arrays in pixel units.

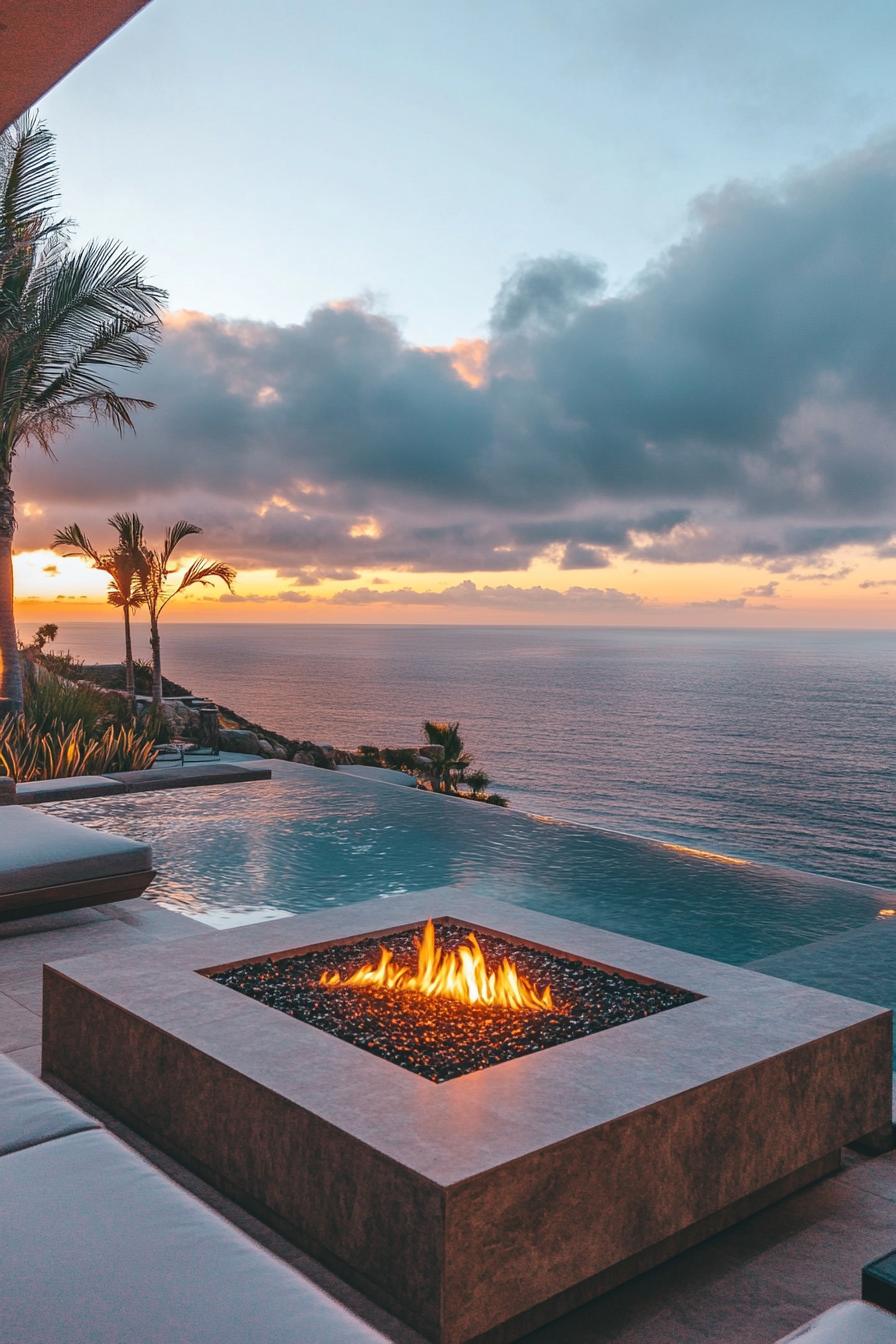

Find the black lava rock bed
[[207, 921, 699, 1083]]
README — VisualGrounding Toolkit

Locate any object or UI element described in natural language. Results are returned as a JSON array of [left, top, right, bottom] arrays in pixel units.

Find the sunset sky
[[18, 0, 896, 626]]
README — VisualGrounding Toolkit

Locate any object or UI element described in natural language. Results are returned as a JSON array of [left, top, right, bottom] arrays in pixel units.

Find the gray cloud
[[686, 596, 778, 609], [786, 565, 854, 582], [741, 581, 778, 597], [327, 580, 643, 609], [687, 597, 748, 609], [15, 137, 896, 583]]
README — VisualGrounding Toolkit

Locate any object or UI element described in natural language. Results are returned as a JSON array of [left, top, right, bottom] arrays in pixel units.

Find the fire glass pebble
[[208, 921, 698, 1083]]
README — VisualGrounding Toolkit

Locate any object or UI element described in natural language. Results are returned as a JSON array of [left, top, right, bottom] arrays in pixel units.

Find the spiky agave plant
[[0, 715, 157, 781]]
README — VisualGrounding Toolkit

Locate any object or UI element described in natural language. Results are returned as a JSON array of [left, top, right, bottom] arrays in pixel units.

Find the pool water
[[46, 766, 893, 968]]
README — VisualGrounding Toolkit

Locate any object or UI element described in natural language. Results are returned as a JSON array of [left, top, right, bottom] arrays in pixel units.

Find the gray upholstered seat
[[776, 1300, 896, 1341], [0, 805, 153, 916], [0, 805, 151, 893], [108, 763, 271, 791], [0, 1125, 386, 1342], [0, 1053, 99, 1156], [14, 776, 125, 803]]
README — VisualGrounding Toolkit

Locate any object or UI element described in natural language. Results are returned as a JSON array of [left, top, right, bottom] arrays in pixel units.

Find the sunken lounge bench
[[0, 1055, 386, 1343], [0, 805, 153, 919]]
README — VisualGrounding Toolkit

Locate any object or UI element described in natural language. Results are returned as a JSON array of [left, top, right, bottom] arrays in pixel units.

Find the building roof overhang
[[0, 0, 151, 131]]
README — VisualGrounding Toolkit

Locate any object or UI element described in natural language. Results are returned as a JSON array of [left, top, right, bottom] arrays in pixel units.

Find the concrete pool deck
[[40, 892, 892, 1341], [6, 761, 896, 1338], [1, 895, 896, 1342]]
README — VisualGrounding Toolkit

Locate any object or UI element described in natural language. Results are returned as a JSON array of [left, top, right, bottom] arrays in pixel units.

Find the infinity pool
[[45, 763, 893, 967]]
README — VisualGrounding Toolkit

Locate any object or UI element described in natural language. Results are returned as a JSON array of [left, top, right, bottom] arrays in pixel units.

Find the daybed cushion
[[0, 1054, 99, 1156], [775, 1299, 896, 1341], [14, 776, 125, 803], [0, 1126, 387, 1343], [109, 764, 272, 792], [0, 805, 151, 895]]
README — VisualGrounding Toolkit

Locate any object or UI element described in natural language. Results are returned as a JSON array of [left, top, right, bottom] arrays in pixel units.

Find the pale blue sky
[[42, 0, 896, 344]]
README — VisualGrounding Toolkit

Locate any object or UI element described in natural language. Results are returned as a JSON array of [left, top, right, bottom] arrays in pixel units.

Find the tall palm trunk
[[0, 473, 23, 715], [149, 616, 162, 706], [122, 603, 135, 699]]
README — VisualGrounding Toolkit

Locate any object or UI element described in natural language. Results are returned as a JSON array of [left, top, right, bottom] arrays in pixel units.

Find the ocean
[[25, 622, 896, 890]]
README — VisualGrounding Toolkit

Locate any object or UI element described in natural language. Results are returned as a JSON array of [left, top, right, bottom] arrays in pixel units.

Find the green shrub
[[132, 659, 154, 694], [23, 669, 109, 735], [37, 649, 84, 680], [380, 747, 418, 773], [139, 704, 170, 743]]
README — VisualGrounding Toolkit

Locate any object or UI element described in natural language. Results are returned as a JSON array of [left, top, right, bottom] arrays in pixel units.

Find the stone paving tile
[[6, 1042, 41, 1075], [839, 1152, 896, 1205], [0, 968, 43, 1013], [0, 912, 156, 976], [0, 905, 111, 940], [0, 990, 41, 1051], [104, 899, 203, 941]]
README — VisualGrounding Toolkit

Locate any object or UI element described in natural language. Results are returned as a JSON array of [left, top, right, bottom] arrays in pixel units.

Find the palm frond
[[0, 114, 62, 254], [160, 558, 236, 610], [52, 521, 98, 561], [107, 584, 144, 610], [109, 512, 145, 552], [0, 121, 168, 464], [161, 520, 203, 568]]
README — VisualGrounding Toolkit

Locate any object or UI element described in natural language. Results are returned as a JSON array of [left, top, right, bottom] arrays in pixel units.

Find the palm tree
[[0, 114, 166, 712], [118, 514, 235, 705], [52, 521, 144, 697], [464, 768, 491, 799], [422, 720, 472, 794]]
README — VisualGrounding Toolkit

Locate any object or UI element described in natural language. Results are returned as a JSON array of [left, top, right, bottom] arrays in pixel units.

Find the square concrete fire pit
[[42, 891, 892, 1344]]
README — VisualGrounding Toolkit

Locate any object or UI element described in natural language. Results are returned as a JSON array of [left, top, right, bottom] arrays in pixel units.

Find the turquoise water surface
[[48, 766, 893, 967]]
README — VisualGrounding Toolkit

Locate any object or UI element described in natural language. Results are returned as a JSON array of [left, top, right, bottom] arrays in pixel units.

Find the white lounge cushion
[[0, 1055, 99, 1156], [0, 1127, 387, 1342], [776, 1300, 896, 1342], [0, 806, 151, 895]]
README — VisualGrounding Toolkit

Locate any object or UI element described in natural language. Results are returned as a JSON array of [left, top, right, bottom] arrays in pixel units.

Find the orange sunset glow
[[11, 542, 895, 627]]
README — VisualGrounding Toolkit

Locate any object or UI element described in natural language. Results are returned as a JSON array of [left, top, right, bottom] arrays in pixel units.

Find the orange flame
[[320, 919, 556, 1011]]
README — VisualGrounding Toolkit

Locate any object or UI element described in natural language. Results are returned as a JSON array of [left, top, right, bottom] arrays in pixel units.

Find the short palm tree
[[422, 720, 472, 794], [464, 768, 491, 799], [118, 514, 235, 705], [52, 520, 144, 697], [0, 114, 166, 712]]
